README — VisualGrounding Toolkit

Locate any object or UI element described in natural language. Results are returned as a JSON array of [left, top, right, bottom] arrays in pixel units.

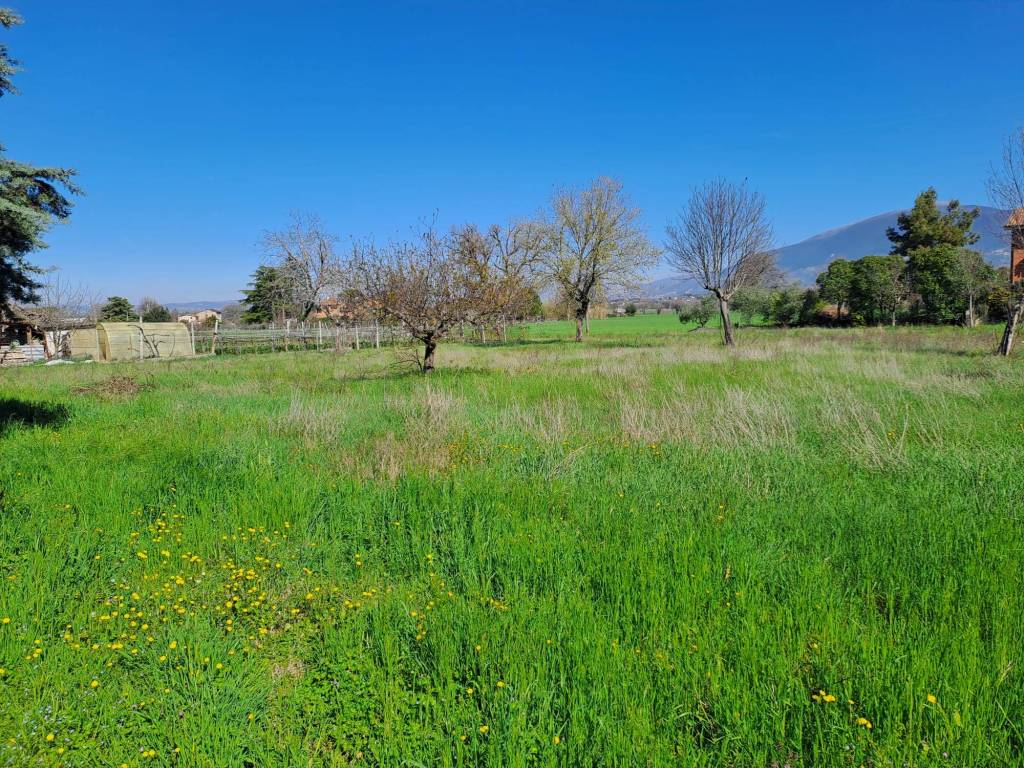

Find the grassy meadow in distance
[[0, 319, 1022, 766]]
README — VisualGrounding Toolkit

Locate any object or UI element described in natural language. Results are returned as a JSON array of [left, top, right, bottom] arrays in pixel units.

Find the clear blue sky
[[5, 0, 1022, 303]]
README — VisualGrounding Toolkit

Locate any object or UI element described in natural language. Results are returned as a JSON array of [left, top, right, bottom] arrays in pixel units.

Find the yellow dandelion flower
[[927, 694, 937, 704], [478, 725, 489, 735]]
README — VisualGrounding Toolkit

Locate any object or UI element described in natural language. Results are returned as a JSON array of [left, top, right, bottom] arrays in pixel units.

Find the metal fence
[[191, 322, 405, 355], [190, 320, 532, 356]]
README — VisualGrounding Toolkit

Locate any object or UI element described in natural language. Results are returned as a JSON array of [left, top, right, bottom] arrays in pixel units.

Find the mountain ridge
[[638, 204, 1011, 297]]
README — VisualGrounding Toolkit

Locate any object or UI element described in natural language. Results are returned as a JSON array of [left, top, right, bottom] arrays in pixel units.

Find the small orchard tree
[[541, 177, 659, 342], [678, 294, 716, 329], [461, 220, 547, 335], [346, 222, 541, 372], [731, 286, 772, 327], [665, 179, 775, 346], [988, 126, 1024, 355]]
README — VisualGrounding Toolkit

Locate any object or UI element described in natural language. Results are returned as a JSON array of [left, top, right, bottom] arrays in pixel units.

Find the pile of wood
[[0, 344, 46, 366]]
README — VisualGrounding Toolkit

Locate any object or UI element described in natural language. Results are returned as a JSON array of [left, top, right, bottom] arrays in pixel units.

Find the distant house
[[309, 296, 375, 324], [177, 308, 222, 325]]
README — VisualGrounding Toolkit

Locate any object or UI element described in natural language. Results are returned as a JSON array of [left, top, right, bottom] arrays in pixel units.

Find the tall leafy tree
[[99, 296, 134, 321], [849, 254, 907, 326], [904, 246, 969, 323], [0, 9, 79, 314], [816, 259, 854, 321], [544, 177, 659, 343]]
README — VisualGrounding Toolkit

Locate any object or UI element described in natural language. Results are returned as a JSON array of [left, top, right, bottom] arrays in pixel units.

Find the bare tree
[[261, 213, 341, 320], [988, 127, 1024, 355], [540, 177, 659, 342], [24, 272, 98, 358], [665, 179, 775, 346], [345, 222, 541, 372]]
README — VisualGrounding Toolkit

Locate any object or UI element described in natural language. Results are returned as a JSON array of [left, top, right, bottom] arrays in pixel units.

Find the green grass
[[525, 312, 692, 338], [0, 323, 1021, 766]]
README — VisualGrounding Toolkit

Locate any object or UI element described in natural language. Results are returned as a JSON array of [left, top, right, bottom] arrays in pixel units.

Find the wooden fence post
[[374, 319, 380, 349]]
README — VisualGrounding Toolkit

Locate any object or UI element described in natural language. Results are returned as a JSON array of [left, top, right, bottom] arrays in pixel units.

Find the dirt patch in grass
[[73, 375, 152, 399]]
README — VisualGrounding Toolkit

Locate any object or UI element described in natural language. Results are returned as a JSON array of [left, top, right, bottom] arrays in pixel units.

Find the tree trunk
[[422, 338, 437, 372], [575, 305, 588, 342], [718, 296, 735, 346], [998, 293, 1024, 356]]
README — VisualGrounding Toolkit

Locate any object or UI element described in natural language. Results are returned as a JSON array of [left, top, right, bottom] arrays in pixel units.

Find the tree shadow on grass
[[0, 398, 70, 437]]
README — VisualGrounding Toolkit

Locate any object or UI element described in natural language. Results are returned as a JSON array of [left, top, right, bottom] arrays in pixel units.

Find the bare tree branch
[[261, 213, 342, 320]]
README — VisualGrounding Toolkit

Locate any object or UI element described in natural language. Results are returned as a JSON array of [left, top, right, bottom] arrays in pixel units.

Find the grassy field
[[0, 321, 1021, 766], [524, 312, 693, 339]]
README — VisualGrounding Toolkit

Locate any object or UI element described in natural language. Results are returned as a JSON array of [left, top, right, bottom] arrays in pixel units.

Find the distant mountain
[[776, 204, 1010, 284], [637, 204, 1012, 297]]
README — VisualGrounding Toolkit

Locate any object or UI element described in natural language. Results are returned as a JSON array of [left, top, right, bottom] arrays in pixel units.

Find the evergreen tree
[[99, 296, 134, 321], [887, 189, 981, 324], [886, 188, 979, 256], [0, 9, 79, 314], [241, 265, 285, 325], [137, 297, 172, 322]]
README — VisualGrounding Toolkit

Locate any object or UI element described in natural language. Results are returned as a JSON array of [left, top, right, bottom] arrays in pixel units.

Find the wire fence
[[190, 320, 533, 356]]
